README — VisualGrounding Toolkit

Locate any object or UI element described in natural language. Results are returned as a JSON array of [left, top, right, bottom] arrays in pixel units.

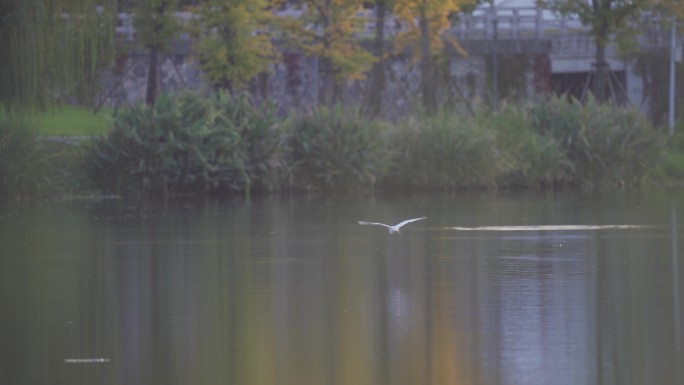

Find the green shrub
[[529, 94, 665, 187], [386, 111, 503, 189], [0, 117, 65, 199], [653, 123, 684, 180], [217, 94, 289, 192], [87, 92, 287, 195], [660, 151, 684, 179], [84, 92, 667, 195], [483, 104, 572, 187], [288, 107, 390, 191]]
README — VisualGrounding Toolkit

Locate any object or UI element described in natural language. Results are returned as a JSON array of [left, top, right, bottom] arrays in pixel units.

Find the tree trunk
[[419, 7, 436, 114], [364, 0, 387, 117], [319, 0, 334, 106], [319, 56, 332, 106], [146, 45, 159, 106], [591, 0, 610, 102], [593, 41, 608, 102]]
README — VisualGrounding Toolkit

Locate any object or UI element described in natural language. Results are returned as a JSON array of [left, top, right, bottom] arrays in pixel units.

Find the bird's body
[[358, 217, 426, 234]]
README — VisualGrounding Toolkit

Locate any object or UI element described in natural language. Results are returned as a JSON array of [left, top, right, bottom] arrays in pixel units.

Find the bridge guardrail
[[112, 6, 613, 57]]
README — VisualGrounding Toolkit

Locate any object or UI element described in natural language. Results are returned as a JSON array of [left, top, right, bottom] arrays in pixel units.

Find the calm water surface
[[1, 191, 683, 385]]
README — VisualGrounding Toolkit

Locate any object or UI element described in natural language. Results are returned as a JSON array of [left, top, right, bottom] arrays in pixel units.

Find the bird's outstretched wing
[[358, 221, 392, 229], [395, 217, 427, 228]]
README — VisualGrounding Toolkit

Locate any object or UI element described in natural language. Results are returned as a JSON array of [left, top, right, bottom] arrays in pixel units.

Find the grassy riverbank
[[1, 92, 678, 200], [29, 105, 112, 137]]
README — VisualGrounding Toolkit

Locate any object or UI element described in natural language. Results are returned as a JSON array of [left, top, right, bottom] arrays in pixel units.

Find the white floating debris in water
[[64, 358, 110, 364], [446, 225, 647, 231]]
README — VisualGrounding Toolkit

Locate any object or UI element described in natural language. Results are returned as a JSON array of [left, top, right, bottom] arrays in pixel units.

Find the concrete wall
[[104, 7, 662, 116], [99, 45, 550, 117]]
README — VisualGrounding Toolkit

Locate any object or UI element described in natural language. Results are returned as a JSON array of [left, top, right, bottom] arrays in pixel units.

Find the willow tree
[[191, 0, 278, 94], [0, 0, 115, 113], [280, 0, 376, 106], [394, 0, 472, 113]]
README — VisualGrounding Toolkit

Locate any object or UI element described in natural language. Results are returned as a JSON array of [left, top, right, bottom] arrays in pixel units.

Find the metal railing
[[451, 7, 590, 40], [451, 7, 609, 58], [113, 6, 602, 56]]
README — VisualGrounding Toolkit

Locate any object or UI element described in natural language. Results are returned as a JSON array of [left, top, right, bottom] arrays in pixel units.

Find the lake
[[1, 190, 682, 385]]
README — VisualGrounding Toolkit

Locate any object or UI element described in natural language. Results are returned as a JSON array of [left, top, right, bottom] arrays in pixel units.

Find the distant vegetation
[[1, 92, 671, 199], [0, 91, 674, 200]]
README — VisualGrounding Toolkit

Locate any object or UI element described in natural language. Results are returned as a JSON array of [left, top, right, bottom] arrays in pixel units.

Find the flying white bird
[[357, 217, 426, 234]]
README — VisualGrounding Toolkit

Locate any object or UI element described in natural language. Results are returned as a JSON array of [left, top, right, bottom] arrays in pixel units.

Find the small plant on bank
[[385, 110, 503, 190], [0, 117, 64, 199], [215, 93, 289, 192], [483, 104, 573, 187], [287, 107, 390, 192], [655, 121, 684, 180], [529, 94, 665, 187]]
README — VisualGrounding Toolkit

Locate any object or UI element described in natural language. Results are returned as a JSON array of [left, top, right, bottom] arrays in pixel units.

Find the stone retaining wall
[[99, 44, 551, 117]]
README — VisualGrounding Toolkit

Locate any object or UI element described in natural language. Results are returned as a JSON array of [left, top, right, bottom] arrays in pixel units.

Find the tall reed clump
[[0, 117, 60, 199], [529, 95, 665, 187], [85, 92, 665, 196], [215, 94, 289, 192], [87, 92, 287, 195], [287, 107, 390, 192], [482, 105, 573, 187], [385, 111, 504, 189]]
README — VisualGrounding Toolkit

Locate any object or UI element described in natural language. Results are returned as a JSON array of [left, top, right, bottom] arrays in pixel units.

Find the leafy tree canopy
[[393, 0, 474, 59], [537, 0, 653, 45], [280, 0, 377, 84], [135, 0, 180, 50], [191, 0, 278, 92]]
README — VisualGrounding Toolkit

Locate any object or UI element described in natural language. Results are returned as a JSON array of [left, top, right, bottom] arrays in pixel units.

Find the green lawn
[[30, 105, 112, 137]]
